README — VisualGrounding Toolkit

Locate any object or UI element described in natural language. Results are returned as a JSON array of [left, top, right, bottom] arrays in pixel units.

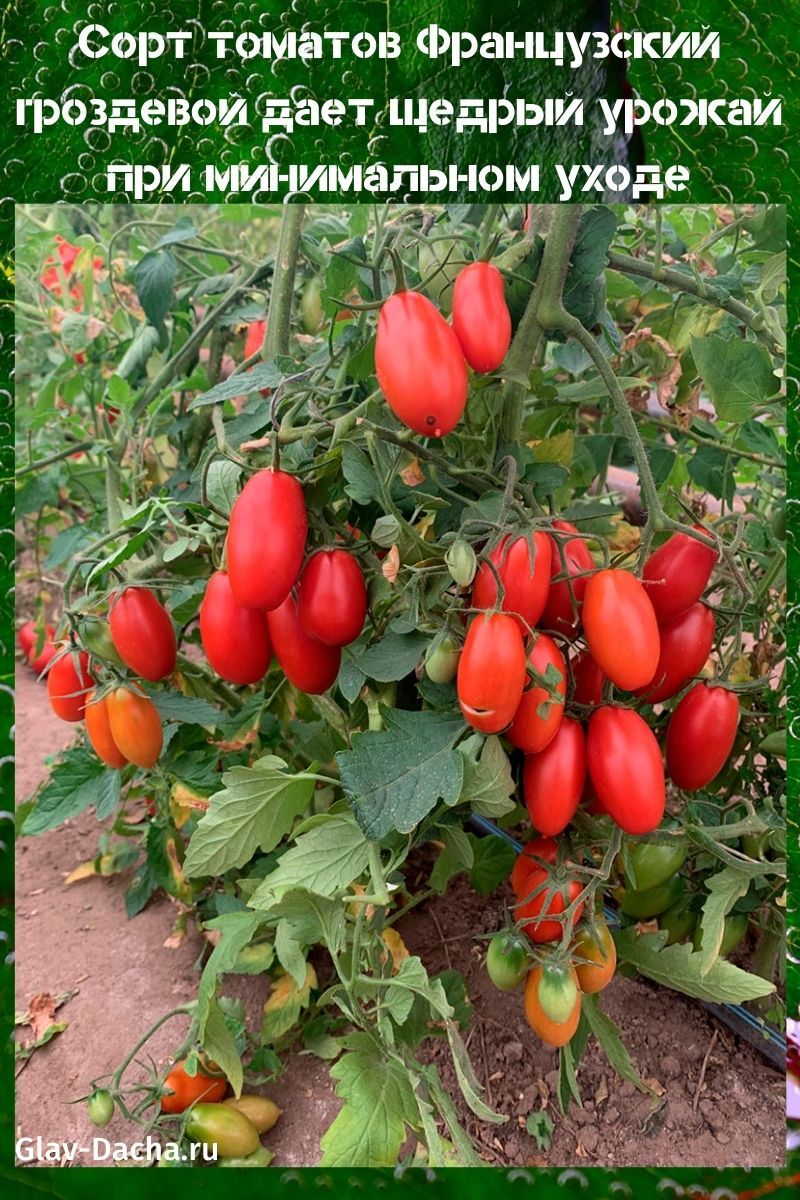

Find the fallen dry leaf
[[381, 545, 401, 584]]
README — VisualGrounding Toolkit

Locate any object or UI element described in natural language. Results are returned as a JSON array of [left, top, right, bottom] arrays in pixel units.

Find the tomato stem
[[265, 202, 306, 360]]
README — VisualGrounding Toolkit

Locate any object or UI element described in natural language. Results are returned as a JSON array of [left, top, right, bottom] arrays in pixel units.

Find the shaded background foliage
[[1, 0, 798, 1194]]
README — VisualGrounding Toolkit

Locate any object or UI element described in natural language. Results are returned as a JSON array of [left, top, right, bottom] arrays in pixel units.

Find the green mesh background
[[1, 0, 797, 1194]]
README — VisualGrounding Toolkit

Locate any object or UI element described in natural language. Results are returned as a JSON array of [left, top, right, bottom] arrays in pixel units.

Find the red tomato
[[451, 261, 511, 373], [587, 706, 665, 835], [47, 649, 94, 722], [109, 588, 177, 682], [85, 691, 128, 769], [199, 571, 272, 685], [161, 1061, 227, 1115], [29, 638, 57, 676], [510, 836, 557, 898], [571, 650, 605, 707], [512, 846, 584, 944], [635, 603, 715, 705], [523, 718, 586, 837], [106, 687, 163, 769], [375, 290, 468, 436], [666, 682, 739, 790], [457, 612, 527, 733], [583, 569, 660, 690], [507, 633, 567, 753], [540, 521, 594, 636], [471, 532, 552, 635], [267, 595, 342, 694], [244, 319, 266, 359], [227, 469, 308, 610], [243, 319, 270, 397], [296, 549, 367, 647], [643, 527, 718, 624], [18, 621, 39, 656]]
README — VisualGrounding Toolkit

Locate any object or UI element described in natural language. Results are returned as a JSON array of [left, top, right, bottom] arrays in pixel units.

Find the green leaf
[[205, 458, 242, 515], [696, 867, 752, 976], [150, 692, 222, 725], [691, 334, 780, 422], [430, 825, 474, 893], [271, 891, 346, 986], [133, 248, 177, 332], [337, 710, 465, 839], [188, 361, 284, 409], [581, 994, 650, 1094], [341, 441, 380, 504], [688, 442, 735, 504], [200, 995, 243, 1095], [197, 909, 263, 1031], [247, 815, 371, 905], [323, 236, 365, 317], [350, 630, 428, 683], [526, 1111, 554, 1151], [320, 1033, 419, 1167], [468, 834, 517, 895], [22, 747, 120, 835], [446, 1021, 506, 1123], [458, 734, 516, 818], [613, 927, 775, 1003], [154, 217, 198, 248], [184, 756, 315, 877]]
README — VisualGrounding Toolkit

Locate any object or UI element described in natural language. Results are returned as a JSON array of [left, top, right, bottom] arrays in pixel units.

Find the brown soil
[[14, 666, 784, 1168]]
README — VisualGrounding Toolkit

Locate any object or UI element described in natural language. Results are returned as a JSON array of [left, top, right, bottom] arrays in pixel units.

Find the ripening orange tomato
[[84, 691, 129, 769], [106, 687, 163, 769]]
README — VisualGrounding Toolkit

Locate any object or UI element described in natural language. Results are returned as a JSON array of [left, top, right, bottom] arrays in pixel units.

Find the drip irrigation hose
[[466, 812, 786, 1070]]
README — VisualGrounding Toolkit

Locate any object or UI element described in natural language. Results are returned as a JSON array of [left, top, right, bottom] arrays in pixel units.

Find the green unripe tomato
[[693, 912, 749, 958], [79, 618, 125, 669], [771, 499, 786, 541], [485, 933, 530, 992], [624, 839, 687, 891], [536, 962, 580, 1024], [418, 238, 459, 315], [445, 539, 477, 588], [87, 1089, 114, 1128], [615, 873, 684, 919], [185, 1103, 260, 1159], [759, 729, 787, 758], [424, 634, 461, 684], [218, 1146, 273, 1167], [659, 901, 697, 946], [301, 277, 324, 332]]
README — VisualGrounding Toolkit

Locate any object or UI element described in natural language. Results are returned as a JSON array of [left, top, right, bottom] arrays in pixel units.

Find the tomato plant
[[14, 201, 785, 1169]]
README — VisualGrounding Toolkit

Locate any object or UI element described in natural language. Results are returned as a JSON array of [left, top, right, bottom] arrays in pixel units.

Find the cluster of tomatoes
[[87, 1057, 281, 1166], [375, 260, 511, 436], [463, 523, 742, 1047], [457, 523, 738, 841], [17, 619, 57, 676], [201, 467, 367, 691], [43, 588, 172, 769]]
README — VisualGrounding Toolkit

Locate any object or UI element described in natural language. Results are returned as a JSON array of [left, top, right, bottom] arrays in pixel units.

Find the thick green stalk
[[265, 203, 306, 360], [500, 205, 583, 442]]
